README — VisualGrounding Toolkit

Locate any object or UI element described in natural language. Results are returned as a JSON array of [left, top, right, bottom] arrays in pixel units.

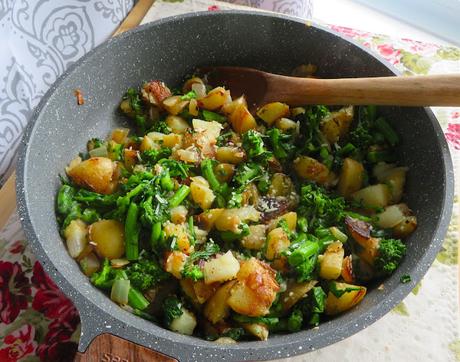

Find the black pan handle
[[74, 333, 177, 362]]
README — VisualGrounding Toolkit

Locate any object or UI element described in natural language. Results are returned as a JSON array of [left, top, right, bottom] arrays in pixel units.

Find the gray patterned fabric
[[0, 0, 310, 185], [0, 0, 134, 185]]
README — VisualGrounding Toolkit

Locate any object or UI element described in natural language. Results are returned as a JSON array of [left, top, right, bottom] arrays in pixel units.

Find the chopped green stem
[[375, 117, 399, 146], [160, 171, 174, 191], [169, 185, 190, 208], [128, 287, 150, 310], [150, 221, 162, 250], [125, 202, 140, 260]]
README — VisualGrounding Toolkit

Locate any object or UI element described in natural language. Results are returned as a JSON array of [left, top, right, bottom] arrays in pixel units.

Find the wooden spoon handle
[[274, 74, 460, 106], [74, 334, 177, 362]]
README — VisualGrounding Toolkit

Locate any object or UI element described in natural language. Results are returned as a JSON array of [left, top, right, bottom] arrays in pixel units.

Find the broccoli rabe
[[90, 258, 115, 289], [140, 148, 172, 166], [305, 286, 326, 326], [163, 296, 183, 326], [284, 234, 320, 282], [181, 242, 220, 281], [374, 238, 406, 275], [125, 255, 170, 291], [266, 128, 295, 161], [151, 120, 171, 134], [242, 130, 272, 163]]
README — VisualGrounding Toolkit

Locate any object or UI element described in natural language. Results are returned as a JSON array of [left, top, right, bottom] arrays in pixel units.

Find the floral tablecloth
[[0, 1, 459, 361]]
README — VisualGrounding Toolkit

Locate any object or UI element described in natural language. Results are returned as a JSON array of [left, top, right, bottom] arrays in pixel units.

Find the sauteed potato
[[55, 74, 416, 341]]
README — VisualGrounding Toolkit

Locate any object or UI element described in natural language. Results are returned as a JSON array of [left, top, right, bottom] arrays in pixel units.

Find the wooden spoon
[[200, 66, 460, 109]]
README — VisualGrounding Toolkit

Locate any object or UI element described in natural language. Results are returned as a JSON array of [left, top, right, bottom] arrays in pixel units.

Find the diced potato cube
[[193, 280, 218, 304], [290, 107, 305, 117], [256, 102, 290, 126], [337, 158, 364, 197], [229, 104, 258, 134], [293, 156, 330, 184], [165, 251, 188, 279], [227, 258, 279, 317], [215, 163, 235, 183], [352, 184, 391, 209], [381, 167, 407, 203], [163, 222, 192, 254], [325, 282, 366, 315], [393, 215, 417, 238], [204, 281, 236, 323], [89, 219, 125, 260], [376, 204, 408, 229], [196, 209, 224, 231], [197, 87, 227, 110], [265, 227, 290, 260], [189, 98, 199, 116], [275, 117, 298, 133], [163, 95, 188, 115], [320, 105, 354, 144], [267, 212, 297, 232], [319, 242, 345, 280], [166, 115, 190, 134], [221, 95, 247, 115], [216, 147, 245, 164], [170, 308, 197, 335], [267, 173, 295, 197], [170, 206, 188, 224], [79, 252, 100, 277], [66, 157, 115, 194], [175, 148, 200, 164], [182, 77, 205, 93], [203, 251, 240, 284], [123, 149, 137, 170], [192, 119, 223, 140], [190, 177, 215, 210], [215, 207, 260, 233], [111, 128, 130, 144], [139, 135, 157, 151], [240, 224, 266, 250], [163, 133, 183, 148]]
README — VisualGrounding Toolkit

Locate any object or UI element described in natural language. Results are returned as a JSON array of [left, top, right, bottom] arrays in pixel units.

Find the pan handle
[[74, 333, 177, 362]]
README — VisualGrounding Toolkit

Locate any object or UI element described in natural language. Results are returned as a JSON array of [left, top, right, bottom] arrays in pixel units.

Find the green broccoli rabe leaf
[[287, 309, 303, 332], [140, 148, 172, 166], [295, 105, 329, 154], [163, 296, 183, 326], [91, 258, 115, 289], [181, 242, 220, 281], [284, 234, 320, 282], [233, 314, 279, 327], [374, 238, 406, 275], [221, 328, 245, 341], [125, 255, 170, 291], [151, 120, 171, 134], [400, 274, 411, 283], [107, 141, 123, 161], [328, 281, 361, 298], [202, 109, 226, 123], [125, 88, 143, 114], [158, 159, 192, 179], [266, 128, 296, 161], [242, 130, 272, 163]]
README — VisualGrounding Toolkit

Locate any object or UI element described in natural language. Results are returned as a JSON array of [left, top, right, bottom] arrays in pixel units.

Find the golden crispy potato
[[215, 207, 260, 233], [242, 323, 269, 341], [240, 224, 266, 250], [227, 258, 280, 317], [216, 147, 245, 164], [345, 217, 379, 265], [192, 280, 218, 304], [111, 128, 130, 144], [196, 209, 224, 231], [267, 212, 297, 232], [197, 87, 227, 110], [166, 115, 190, 134], [229, 104, 258, 134], [67, 157, 115, 194], [169, 308, 197, 335], [325, 282, 366, 315], [275, 117, 298, 133], [267, 173, 295, 197], [170, 206, 188, 224], [215, 163, 235, 183], [265, 227, 290, 261], [279, 280, 317, 313], [204, 281, 236, 323], [182, 77, 205, 93], [337, 158, 364, 197], [221, 95, 247, 115], [319, 241, 344, 280], [163, 222, 193, 254], [393, 215, 417, 238], [165, 251, 188, 279], [351, 184, 391, 209], [190, 176, 215, 210], [89, 219, 125, 260], [162, 95, 189, 115], [293, 156, 330, 184], [203, 251, 240, 284], [320, 105, 354, 144], [64, 219, 88, 259], [256, 102, 290, 126]]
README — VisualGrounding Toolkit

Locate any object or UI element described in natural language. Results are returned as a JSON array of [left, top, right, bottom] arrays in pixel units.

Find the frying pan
[[16, 11, 454, 362]]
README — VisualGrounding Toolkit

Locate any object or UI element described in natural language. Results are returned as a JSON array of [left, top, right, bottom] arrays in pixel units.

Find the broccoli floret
[[87, 138, 104, 151], [374, 238, 406, 275], [125, 256, 170, 291], [140, 148, 172, 166], [158, 159, 192, 179], [181, 242, 220, 281], [91, 259, 115, 289], [284, 234, 320, 282], [151, 120, 171, 134], [266, 128, 295, 161], [242, 130, 272, 162], [163, 296, 183, 326], [295, 105, 329, 154], [180, 90, 197, 100], [298, 184, 346, 231], [233, 162, 264, 187]]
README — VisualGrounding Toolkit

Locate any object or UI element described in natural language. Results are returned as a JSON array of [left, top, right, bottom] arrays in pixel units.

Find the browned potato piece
[[240, 224, 266, 250], [166, 115, 190, 134], [180, 278, 200, 305], [203, 280, 236, 323], [241, 183, 259, 207], [170, 206, 188, 224], [196, 209, 224, 231], [216, 147, 245, 164], [337, 158, 364, 197], [190, 176, 215, 210], [325, 282, 366, 315], [193, 280, 219, 304], [256, 102, 290, 126], [163, 222, 193, 254], [229, 104, 258, 134], [203, 251, 240, 284], [227, 258, 280, 317], [67, 157, 115, 194], [279, 280, 317, 313], [351, 184, 391, 209], [197, 87, 227, 110], [319, 242, 345, 280], [215, 163, 235, 183], [182, 77, 204, 93], [89, 220, 125, 260], [320, 105, 354, 144], [293, 156, 330, 184], [165, 251, 188, 279], [123, 149, 137, 171], [267, 212, 297, 232], [215, 207, 260, 233], [381, 167, 407, 203], [345, 216, 379, 265], [162, 95, 188, 115], [221, 95, 247, 115], [111, 128, 130, 144], [393, 216, 417, 238], [267, 173, 295, 197], [265, 227, 290, 261], [275, 118, 298, 133]]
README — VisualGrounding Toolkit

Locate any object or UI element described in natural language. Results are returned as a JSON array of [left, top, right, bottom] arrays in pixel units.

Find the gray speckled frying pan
[[16, 11, 454, 362]]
